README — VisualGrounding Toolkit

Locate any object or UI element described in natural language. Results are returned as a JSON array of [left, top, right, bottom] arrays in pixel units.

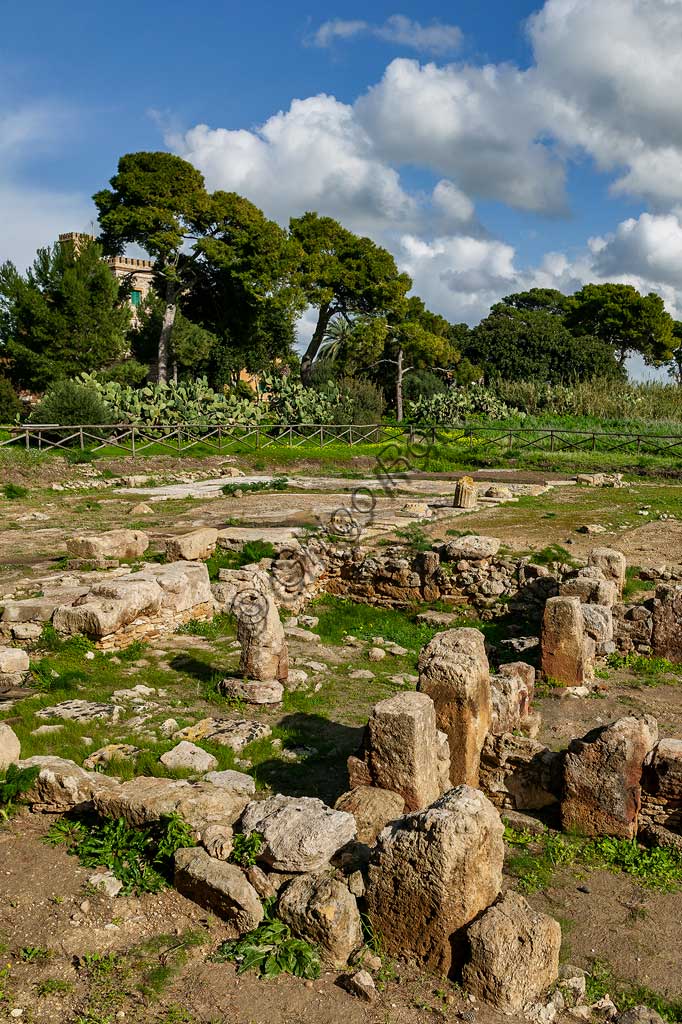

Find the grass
[[585, 959, 682, 1023], [504, 824, 682, 894], [205, 540, 276, 581], [606, 651, 682, 686], [2, 482, 28, 499], [622, 565, 657, 601]]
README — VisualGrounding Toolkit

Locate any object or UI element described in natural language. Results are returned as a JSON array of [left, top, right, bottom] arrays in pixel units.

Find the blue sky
[[2, 0, 682, 378]]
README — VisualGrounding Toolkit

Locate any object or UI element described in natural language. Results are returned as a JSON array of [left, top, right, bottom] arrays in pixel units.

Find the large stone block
[[441, 535, 500, 561], [0, 648, 29, 674], [278, 873, 363, 968], [365, 786, 504, 975], [93, 775, 249, 833], [641, 738, 682, 832], [463, 891, 561, 1012], [541, 596, 593, 686], [240, 794, 357, 872], [235, 590, 288, 683], [19, 756, 121, 812], [651, 585, 682, 662], [66, 529, 149, 561], [562, 716, 658, 838], [363, 692, 447, 811], [588, 547, 627, 595], [480, 734, 563, 811], [453, 478, 478, 510], [418, 628, 491, 787], [174, 847, 263, 933], [165, 528, 218, 562], [0, 724, 20, 771], [53, 578, 163, 638], [335, 786, 406, 845]]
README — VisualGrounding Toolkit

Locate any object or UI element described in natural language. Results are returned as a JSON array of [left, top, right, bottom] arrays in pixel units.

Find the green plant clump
[[212, 901, 320, 980], [44, 812, 195, 894], [222, 477, 288, 497], [231, 831, 264, 867], [394, 522, 433, 552], [0, 764, 40, 819], [3, 483, 28, 499]]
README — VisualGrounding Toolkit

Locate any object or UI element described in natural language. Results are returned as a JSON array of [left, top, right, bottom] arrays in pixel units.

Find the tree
[[185, 191, 304, 385], [668, 321, 682, 384], [94, 152, 208, 382], [131, 295, 217, 381], [466, 305, 624, 383], [0, 238, 131, 390], [566, 283, 675, 367], [500, 287, 570, 317], [290, 212, 411, 378], [382, 299, 460, 421]]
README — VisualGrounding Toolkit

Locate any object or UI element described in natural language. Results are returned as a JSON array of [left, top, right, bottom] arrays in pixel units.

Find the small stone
[[160, 741, 218, 773], [342, 969, 377, 1002], [88, 870, 123, 897], [349, 669, 375, 681], [368, 648, 386, 662], [160, 718, 180, 738]]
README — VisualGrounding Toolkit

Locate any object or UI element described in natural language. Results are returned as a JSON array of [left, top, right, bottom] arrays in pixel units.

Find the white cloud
[[0, 98, 93, 271], [356, 58, 567, 214], [170, 94, 420, 237], [311, 15, 462, 55]]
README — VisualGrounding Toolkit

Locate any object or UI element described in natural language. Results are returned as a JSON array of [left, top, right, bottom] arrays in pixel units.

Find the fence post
[[319, 425, 324, 448], [131, 426, 136, 459], [79, 426, 84, 450], [25, 428, 30, 451]]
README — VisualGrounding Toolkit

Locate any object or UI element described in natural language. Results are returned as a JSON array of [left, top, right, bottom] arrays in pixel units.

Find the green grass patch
[[622, 566, 656, 602], [505, 824, 682, 894], [607, 651, 682, 685], [586, 959, 682, 1023], [205, 540, 276, 581], [221, 476, 288, 496], [2, 482, 28, 499]]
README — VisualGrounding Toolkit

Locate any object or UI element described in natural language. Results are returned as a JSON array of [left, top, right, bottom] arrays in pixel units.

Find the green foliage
[[0, 238, 131, 390], [567, 283, 675, 366], [30, 380, 113, 427], [231, 831, 263, 867], [78, 372, 260, 426], [212, 901, 321, 979], [2, 483, 28, 499], [530, 544, 576, 566], [221, 476, 288, 496], [585, 959, 682, 1023], [37, 978, 72, 996], [0, 764, 40, 818], [606, 651, 682, 683], [622, 566, 656, 601], [407, 381, 515, 424], [394, 523, 433, 553], [493, 378, 682, 423], [19, 945, 50, 962], [44, 812, 194, 895], [204, 540, 277, 581], [0, 376, 21, 423], [505, 826, 682, 894]]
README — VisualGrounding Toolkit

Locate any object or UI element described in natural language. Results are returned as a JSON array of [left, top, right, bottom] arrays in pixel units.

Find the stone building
[[58, 233, 155, 319]]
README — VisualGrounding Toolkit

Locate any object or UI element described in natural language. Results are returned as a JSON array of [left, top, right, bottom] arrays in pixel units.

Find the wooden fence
[[2, 422, 682, 457]]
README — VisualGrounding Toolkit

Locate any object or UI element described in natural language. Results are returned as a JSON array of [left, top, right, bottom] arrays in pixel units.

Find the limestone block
[[165, 528, 218, 562], [588, 547, 627, 595], [335, 786, 406, 844], [365, 786, 504, 975], [66, 529, 149, 561], [278, 873, 363, 968], [0, 723, 20, 771], [541, 596, 593, 686], [240, 794, 357, 872], [174, 847, 263, 932], [418, 628, 491, 787]]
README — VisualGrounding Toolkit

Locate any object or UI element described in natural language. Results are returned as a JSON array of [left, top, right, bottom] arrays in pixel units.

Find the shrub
[[0, 375, 22, 424], [30, 380, 112, 427], [407, 381, 516, 424], [333, 377, 385, 424], [3, 483, 28, 499], [0, 764, 40, 818], [212, 901, 321, 979]]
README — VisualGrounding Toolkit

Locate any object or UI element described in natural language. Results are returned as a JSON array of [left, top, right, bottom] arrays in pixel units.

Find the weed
[[177, 614, 234, 640], [505, 826, 682, 894], [3, 483, 28, 499], [133, 929, 208, 998], [19, 945, 50, 962], [231, 831, 263, 867], [530, 544, 577, 567], [0, 764, 40, 818], [212, 901, 320, 979], [607, 651, 682, 684], [221, 477, 288, 497], [205, 540, 277, 581], [37, 978, 72, 995], [116, 640, 148, 662], [622, 566, 656, 601], [44, 812, 194, 895], [585, 959, 682, 1023], [80, 951, 121, 975], [394, 522, 433, 553]]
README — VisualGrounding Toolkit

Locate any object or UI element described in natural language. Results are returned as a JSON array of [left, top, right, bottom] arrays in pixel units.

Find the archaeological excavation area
[[1, 457, 681, 1024]]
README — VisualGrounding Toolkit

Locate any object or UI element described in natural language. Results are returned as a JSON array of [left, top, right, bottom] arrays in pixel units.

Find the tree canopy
[[0, 237, 131, 390], [566, 283, 675, 366]]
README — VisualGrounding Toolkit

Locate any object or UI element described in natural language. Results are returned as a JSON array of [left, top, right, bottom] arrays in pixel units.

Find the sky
[[2, 0, 682, 380]]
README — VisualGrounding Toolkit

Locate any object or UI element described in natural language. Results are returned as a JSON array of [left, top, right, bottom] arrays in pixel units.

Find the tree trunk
[[396, 347, 404, 423], [158, 276, 178, 384], [301, 302, 333, 382]]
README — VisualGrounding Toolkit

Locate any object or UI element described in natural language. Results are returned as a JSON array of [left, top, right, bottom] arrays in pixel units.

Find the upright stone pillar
[[418, 628, 492, 787], [541, 596, 593, 686], [453, 476, 477, 509]]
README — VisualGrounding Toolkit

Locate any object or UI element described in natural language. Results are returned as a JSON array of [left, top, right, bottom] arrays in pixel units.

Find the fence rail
[[2, 422, 682, 457]]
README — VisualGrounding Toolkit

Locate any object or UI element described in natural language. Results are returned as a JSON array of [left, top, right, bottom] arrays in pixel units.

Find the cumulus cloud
[[170, 94, 421, 238], [310, 15, 462, 55]]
